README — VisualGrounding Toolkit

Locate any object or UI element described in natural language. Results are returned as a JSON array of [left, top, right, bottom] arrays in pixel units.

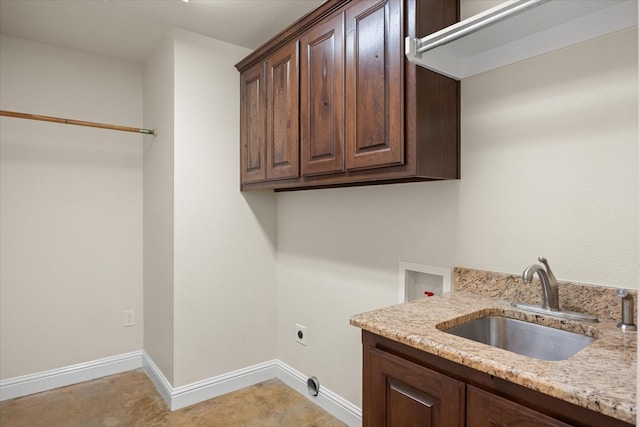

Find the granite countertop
[[350, 291, 637, 424]]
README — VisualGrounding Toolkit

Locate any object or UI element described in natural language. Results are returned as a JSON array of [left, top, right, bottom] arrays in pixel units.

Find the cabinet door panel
[[367, 347, 464, 427], [266, 42, 299, 180], [346, 0, 403, 171], [387, 379, 438, 427], [301, 12, 345, 176], [467, 385, 573, 427], [240, 62, 266, 183]]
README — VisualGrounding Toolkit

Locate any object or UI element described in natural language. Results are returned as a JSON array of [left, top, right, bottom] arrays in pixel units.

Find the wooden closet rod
[[0, 110, 156, 136]]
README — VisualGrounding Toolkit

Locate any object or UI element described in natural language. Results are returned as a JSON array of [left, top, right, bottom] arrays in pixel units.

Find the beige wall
[[0, 35, 143, 379], [0, 27, 279, 390], [1, 7, 637, 417], [142, 29, 278, 388], [143, 33, 176, 384], [276, 27, 638, 407], [456, 29, 638, 281], [171, 29, 278, 387]]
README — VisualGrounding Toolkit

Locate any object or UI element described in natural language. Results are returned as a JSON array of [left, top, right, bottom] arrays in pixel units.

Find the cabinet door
[[467, 385, 573, 427], [266, 41, 300, 180], [366, 347, 464, 427], [345, 0, 403, 171], [300, 12, 345, 176], [240, 61, 267, 183]]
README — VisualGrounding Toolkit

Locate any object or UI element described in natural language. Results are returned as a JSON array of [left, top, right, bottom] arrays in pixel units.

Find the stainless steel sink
[[441, 316, 594, 361]]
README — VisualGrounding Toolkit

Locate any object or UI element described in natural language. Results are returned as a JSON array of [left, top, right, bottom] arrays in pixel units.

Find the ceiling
[[0, 0, 325, 64]]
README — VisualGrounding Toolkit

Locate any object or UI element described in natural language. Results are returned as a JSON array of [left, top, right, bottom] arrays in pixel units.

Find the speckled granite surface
[[453, 267, 638, 323], [350, 271, 637, 424]]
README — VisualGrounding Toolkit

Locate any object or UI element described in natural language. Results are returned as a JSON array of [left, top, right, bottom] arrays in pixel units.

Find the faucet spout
[[538, 256, 559, 310], [523, 263, 559, 310], [514, 257, 598, 322]]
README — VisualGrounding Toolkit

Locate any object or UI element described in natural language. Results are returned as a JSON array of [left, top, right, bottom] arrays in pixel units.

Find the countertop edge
[[349, 293, 637, 425]]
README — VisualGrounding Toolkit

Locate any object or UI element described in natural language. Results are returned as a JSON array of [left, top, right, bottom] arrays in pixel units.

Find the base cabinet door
[[466, 386, 573, 427], [366, 347, 464, 427]]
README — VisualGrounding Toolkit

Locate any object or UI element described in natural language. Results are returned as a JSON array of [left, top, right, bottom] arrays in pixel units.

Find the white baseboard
[[143, 354, 361, 426], [1, 352, 362, 427], [142, 352, 279, 411], [0, 351, 143, 401], [275, 360, 362, 427]]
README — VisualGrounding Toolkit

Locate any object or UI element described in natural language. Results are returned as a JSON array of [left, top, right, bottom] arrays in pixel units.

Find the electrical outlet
[[295, 323, 307, 346], [123, 310, 135, 327]]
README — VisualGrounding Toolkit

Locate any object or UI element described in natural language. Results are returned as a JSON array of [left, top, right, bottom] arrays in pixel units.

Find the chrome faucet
[[523, 257, 559, 310], [512, 257, 598, 323]]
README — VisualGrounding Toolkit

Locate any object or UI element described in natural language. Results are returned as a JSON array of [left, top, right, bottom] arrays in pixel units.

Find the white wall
[[142, 29, 279, 388], [143, 33, 176, 384], [1, 9, 636, 419], [276, 27, 638, 408], [171, 29, 278, 387], [456, 29, 638, 280], [0, 35, 143, 379], [0, 26, 278, 392]]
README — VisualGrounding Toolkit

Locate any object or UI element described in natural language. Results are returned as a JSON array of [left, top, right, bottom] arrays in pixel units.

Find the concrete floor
[[0, 369, 347, 426]]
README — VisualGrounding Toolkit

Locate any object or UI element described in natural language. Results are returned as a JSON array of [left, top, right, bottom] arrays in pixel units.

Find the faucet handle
[[538, 257, 557, 284]]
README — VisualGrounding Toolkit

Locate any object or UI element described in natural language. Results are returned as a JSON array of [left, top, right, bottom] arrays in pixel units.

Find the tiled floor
[[0, 369, 347, 426]]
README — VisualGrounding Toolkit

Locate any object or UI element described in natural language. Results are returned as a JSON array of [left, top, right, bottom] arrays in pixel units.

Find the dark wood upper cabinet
[[239, 41, 299, 184], [345, 0, 403, 171], [239, 61, 266, 184], [300, 11, 345, 176], [266, 41, 300, 180], [236, 0, 459, 191]]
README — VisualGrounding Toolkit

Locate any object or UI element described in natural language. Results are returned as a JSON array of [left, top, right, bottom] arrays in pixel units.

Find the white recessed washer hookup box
[[399, 262, 452, 303]]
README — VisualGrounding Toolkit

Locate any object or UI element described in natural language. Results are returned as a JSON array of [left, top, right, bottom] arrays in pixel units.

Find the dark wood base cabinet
[[362, 331, 634, 427], [367, 346, 464, 426], [236, 0, 460, 191]]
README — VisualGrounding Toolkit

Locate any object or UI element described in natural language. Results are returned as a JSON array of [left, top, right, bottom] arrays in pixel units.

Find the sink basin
[[441, 316, 595, 361]]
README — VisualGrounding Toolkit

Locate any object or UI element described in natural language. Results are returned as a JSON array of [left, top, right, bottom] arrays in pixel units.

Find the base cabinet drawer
[[467, 385, 572, 427]]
